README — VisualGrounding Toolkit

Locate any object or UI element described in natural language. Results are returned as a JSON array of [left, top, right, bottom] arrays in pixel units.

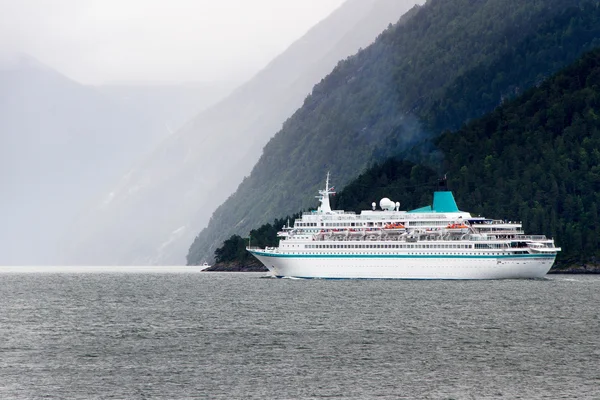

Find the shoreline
[[547, 266, 600, 274], [203, 261, 267, 272], [203, 262, 600, 274]]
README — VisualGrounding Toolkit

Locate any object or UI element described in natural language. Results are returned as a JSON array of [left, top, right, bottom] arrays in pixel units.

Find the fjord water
[[0, 270, 598, 399]]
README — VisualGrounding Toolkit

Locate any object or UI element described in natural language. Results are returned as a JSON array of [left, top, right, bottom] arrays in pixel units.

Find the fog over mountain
[[96, 82, 238, 135], [62, 0, 423, 266], [0, 0, 347, 85]]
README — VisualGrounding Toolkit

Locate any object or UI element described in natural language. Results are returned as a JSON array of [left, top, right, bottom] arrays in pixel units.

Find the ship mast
[[316, 172, 336, 213]]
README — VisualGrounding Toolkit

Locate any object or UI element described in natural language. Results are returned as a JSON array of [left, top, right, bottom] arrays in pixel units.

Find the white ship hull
[[249, 250, 556, 280]]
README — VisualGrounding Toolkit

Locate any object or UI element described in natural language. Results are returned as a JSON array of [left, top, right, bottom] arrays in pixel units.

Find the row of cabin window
[[305, 244, 474, 249], [474, 243, 506, 249]]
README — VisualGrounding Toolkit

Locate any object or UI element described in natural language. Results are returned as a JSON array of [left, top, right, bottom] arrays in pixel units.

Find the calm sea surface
[[0, 268, 598, 399]]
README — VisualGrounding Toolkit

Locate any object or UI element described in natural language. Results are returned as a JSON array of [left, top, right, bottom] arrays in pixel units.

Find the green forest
[[213, 214, 299, 266], [211, 48, 600, 269], [188, 0, 600, 266], [436, 48, 600, 265]]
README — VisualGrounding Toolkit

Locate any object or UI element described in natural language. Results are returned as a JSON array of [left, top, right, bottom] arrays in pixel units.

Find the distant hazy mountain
[[62, 0, 424, 266], [0, 53, 166, 265], [96, 82, 238, 135]]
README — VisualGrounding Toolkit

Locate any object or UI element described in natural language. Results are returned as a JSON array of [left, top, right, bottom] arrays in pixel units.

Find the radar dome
[[379, 198, 395, 211]]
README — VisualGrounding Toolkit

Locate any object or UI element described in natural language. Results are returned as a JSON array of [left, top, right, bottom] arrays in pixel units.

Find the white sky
[[0, 0, 346, 84]]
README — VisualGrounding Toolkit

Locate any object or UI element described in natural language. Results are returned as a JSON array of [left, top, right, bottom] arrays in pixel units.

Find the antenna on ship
[[438, 174, 448, 191]]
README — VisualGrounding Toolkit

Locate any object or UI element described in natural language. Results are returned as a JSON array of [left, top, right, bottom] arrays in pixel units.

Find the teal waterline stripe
[[249, 251, 556, 259]]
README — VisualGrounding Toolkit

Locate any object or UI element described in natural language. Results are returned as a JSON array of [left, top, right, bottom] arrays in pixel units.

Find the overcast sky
[[0, 0, 346, 85]]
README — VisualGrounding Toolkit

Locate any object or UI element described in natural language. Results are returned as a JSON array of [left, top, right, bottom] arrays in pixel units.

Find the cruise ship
[[247, 174, 561, 279]]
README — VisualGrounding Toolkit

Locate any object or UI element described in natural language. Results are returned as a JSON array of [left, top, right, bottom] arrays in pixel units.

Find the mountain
[[0, 54, 163, 265], [336, 47, 600, 266], [208, 47, 600, 270], [188, 0, 600, 265], [62, 0, 425, 266]]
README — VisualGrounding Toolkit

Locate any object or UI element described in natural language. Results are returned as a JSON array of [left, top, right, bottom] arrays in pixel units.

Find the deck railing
[[516, 235, 548, 240]]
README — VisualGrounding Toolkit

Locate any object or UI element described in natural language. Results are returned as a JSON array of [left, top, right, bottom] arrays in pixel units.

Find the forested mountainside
[[435, 48, 600, 266], [188, 0, 600, 265], [209, 47, 600, 269], [62, 0, 422, 266]]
